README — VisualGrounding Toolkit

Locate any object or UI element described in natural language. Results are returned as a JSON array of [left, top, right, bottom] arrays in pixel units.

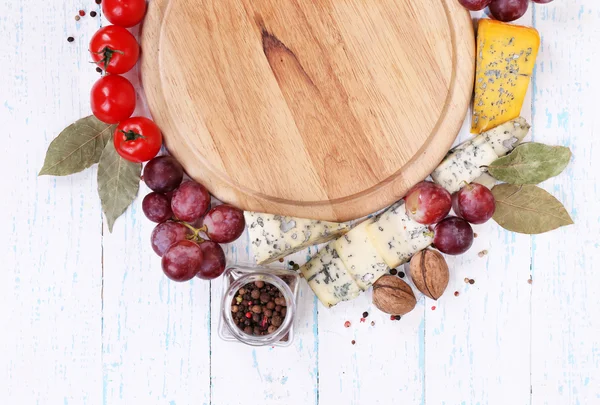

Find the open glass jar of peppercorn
[[219, 266, 300, 347]]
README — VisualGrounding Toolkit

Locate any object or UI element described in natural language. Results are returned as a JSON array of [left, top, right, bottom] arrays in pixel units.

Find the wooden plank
[[0, 0, 103, 403], [531, 2, 600, 404], [423, 10, 534, 405], [100, 19, 213, 404], [210, 236, 318, 405]]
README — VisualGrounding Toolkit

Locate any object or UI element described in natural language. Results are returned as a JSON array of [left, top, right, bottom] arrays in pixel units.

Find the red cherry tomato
[[113, 117, 163, 162], [102, 0, 147, 28], [90, 25, 139, 74], [90, 75, 136, 124]]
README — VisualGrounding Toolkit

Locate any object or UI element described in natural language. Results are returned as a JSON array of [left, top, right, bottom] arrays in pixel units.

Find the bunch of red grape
[[142, 155, 245, 282], [459, 0, 553, 22], [405, 181, 496, 255]]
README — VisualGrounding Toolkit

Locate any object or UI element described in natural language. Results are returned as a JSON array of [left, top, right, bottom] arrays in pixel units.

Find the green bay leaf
[[97, 141, 141, 232], [492, 184, 573, 235], [488, 143, 571, 184], [39, 115, 116, 176]]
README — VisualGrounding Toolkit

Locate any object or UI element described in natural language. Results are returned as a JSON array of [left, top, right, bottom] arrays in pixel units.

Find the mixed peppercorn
[[231, 280, 288, 336]]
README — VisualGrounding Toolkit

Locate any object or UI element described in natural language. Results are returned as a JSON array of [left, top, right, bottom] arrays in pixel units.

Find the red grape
[[161, 240, 203, 282], [452, 183, 496, 224], [433, 217, 474, 255], [171, 181, 211, 222], [150, 221, 191, 256], [143, 156, 184, 193], [142, 192, 173, 223], [489, 0, 529, 22], [405, 181, 452, 225], [202, 204, 245, 243], [196, 241, 227, 280], [458, 0, 492, 11]]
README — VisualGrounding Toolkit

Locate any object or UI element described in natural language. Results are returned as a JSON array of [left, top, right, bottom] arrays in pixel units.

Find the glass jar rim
[[221, 272, 296, 346]]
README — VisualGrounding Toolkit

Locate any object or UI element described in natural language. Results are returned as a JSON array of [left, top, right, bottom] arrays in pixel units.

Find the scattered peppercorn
[[464, 277, 470, 283], [279, 258, 284, 263], [362, 311, 368, 318], [474, 233, 478, 238], [431, 306, 436, 311], [344, 321, 351, 328], [360, 318, 365, 323], [79, 10, 86, 16], [67, 36, 75, 42], [90, 11, 97, 17], [351, 340, 356, 345], [528, 278, 533, 284], [75, 15, 81, 21], [394, 315, 401, 320], [389, 268, 397, 276], [370, 321, 375, 326], [478, 250, 488, 258], [95, 67, 102, 73], [95, 0, 102, 4], [398, 271, 405, 278], [469, 279, 475, 285], [390, 315, 395, 321], [454, 291, 460, 297]]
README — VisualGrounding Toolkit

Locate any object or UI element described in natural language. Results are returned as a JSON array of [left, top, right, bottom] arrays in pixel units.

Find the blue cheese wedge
[[366, 201, 434, 269], [482, 117, 530, 156], [300, 243, 361, 308], [431, 135, 499, 193], [245, 212, 350, 264], [333, 219, 389, 290], [431, 118, 529, 193]]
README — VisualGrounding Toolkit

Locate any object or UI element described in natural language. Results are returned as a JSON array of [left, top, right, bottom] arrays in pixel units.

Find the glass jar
[[218, 266, 300, 347]]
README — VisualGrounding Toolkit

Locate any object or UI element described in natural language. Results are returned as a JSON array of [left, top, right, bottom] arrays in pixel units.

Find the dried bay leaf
[[97, 141, 141, 232], [492, 184, 573, 234], [488, 143, 571, 184], [39, 115, 116, 176]]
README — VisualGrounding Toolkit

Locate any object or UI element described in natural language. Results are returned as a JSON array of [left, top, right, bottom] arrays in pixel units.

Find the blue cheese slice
[[300, 243, 361, 308], [482, 117, 530, 156], [431, 135, 499, 193], [245, 212, 349, 264], [333, 219, 389, 290], [366, 201, 434, 269]]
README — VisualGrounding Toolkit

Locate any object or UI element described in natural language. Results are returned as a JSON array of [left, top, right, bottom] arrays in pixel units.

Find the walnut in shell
[[410, 249, 449, 300], [372, 275, 416, 315]]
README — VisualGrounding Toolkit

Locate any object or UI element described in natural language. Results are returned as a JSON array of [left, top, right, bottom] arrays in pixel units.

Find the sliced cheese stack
[[366, 201, 434, 268], [333, 218, 389, 290], [472, 20, 540, 134], [431, 118, 530, 193], [299, 243, 361, 308], [245, 212, 350, 264]]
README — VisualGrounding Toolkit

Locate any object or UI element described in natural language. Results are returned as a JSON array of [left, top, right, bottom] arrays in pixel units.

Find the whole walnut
[[372, 275, 416, 315], [410, 249, 449, 300]]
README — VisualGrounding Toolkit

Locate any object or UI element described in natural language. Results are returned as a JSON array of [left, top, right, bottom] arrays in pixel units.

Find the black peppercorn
[[67, 36, 75, 42], [90, 11, 97, 17], [394, 315, 401, 320], [398, 271, 405, 278], [389, 268, 397, 275], [362, 311, 369, 318]]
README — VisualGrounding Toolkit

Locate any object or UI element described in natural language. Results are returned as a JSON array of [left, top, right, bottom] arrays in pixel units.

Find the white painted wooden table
[[1, 1, 599, 404]]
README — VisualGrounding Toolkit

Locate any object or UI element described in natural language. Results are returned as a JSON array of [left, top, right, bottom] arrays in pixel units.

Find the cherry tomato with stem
[[90, 75, 136, 124], [102, 0, 148, 28], [114, 117, 163, 163], [89, 25, 139, 74]]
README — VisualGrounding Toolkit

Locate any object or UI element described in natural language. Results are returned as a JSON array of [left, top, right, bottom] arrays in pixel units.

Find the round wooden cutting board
[[141, 0, 475, 221]]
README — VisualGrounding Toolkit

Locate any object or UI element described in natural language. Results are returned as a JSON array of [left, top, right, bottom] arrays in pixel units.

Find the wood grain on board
[[141, 0, 475, 221]]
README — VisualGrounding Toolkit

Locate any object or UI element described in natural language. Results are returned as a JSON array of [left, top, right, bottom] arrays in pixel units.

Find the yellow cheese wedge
[[472, 20, 540, 134]]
